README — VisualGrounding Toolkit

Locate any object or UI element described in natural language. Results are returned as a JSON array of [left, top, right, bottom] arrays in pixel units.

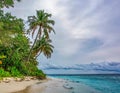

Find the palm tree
[[27, 10, 55, 61], [33, 36, 54, 59]]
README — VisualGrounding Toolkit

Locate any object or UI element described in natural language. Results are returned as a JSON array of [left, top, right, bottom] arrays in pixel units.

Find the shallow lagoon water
[[49, 74, 120, 93]]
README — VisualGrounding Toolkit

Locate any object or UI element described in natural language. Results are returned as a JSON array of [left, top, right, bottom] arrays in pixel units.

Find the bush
[[10, 67, 22, 77], [0, 68, 11, 77], [19, 62, 46, 79], [30, 69, 46, 79]]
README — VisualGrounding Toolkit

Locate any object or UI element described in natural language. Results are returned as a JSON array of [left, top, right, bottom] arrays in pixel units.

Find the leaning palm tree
[[32, 36, 54, 59], [27, 10, 55, 61]]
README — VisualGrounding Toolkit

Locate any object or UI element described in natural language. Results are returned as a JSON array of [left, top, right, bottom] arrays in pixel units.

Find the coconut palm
[[27, 10, 55, 61], [32, 36, 54, 59]]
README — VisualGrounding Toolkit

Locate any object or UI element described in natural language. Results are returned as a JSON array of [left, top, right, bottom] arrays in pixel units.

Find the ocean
[[48, 74, 120, 93]]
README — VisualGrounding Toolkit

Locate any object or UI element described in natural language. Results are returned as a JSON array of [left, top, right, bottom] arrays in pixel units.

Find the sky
[[4, 0, 120, 74]]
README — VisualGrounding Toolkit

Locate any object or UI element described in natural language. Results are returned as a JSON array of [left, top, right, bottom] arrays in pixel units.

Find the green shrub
[[31, 69, 46, 79], [19, 62, 46, 79], [10, 67, 22, 77], [0, 68, 11, 77]]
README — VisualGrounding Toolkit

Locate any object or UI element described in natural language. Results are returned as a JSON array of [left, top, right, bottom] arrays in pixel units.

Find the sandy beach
[[0, 77, 70, 93], [0, 77, 101, 93], [13, 78, 101, 93], [0, 78, 47, 93], [13, 78, 71, 93]]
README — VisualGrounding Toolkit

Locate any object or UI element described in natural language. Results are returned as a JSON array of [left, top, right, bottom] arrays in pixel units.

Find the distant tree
[[27, 10, 55, 61]]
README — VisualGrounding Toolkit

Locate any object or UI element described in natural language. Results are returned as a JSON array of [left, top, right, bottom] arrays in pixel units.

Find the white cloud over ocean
[[4, 0, 120, 74], [40, 62, 120, 74]]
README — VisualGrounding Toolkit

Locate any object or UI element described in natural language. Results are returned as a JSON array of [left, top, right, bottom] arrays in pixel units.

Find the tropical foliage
[[0, 1, 55, 79], [0, 0, 21, 8], [27, 10, 55, 61], [33, 36, 54, 59]]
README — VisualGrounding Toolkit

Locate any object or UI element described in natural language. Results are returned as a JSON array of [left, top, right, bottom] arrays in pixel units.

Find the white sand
[[0, 79, 47, 93]]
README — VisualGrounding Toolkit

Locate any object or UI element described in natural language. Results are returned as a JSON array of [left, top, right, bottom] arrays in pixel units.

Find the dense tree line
[[0, 0, 55, 79]]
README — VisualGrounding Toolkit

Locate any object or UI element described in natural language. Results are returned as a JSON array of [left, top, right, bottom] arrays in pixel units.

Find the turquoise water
[[48, 74, 120, 93]]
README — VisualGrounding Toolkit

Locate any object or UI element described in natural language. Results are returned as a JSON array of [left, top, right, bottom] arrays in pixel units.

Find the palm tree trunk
[[27, 26, 41, 62]]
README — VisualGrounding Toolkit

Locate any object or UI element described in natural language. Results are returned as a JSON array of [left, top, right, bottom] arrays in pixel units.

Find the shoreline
[[14, 78, 72, 93], [13, 78, 101, 93], [0, 77, 72, 93], [0, 77, 48, 93], [0, 77, 101, 93]]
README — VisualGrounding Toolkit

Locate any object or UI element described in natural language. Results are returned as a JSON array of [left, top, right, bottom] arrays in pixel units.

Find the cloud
[[40, 62, 120, 73], [35, 0, 120, 67], [4, 0, 120, 72]]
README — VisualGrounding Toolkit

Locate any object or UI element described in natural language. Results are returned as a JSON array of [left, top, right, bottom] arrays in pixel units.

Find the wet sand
[[14, 78, 71, 93], [13, 78, 101, 93]]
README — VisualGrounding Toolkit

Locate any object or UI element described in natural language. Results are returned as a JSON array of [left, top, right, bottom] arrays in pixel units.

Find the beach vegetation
[[0, 1, 54, 79], [0, 68, 11, 77], [27, 10, 55, 61], [0, 0, 21, 8]]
